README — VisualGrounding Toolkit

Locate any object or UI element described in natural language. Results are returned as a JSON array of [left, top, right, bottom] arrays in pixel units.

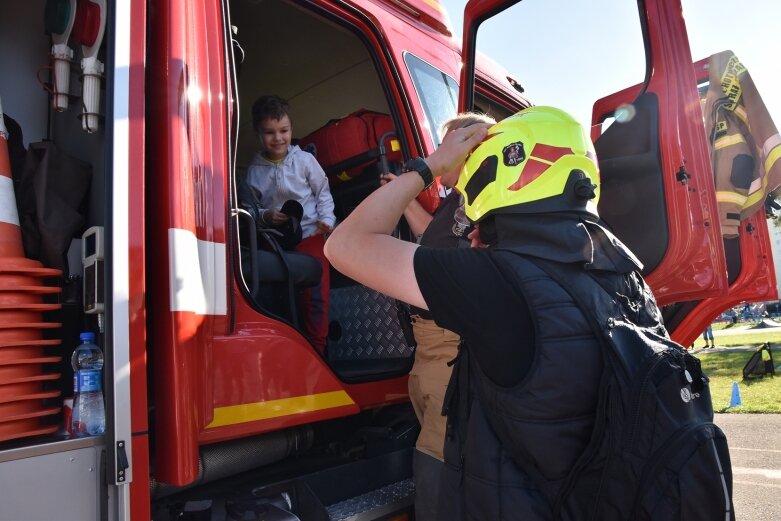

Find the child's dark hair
[[252, 95, 291, 132]]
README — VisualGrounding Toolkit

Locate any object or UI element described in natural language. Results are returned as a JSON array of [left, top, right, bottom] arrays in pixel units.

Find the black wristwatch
[[403, 157, 434, 189]]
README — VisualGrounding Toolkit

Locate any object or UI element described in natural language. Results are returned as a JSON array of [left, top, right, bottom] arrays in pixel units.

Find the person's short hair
[[441, 112, 495, 136], [252, 95, 291, 133]]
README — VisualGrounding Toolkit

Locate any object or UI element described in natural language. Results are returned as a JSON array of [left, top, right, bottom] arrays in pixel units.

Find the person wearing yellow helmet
[[324, 106, 651, 520]]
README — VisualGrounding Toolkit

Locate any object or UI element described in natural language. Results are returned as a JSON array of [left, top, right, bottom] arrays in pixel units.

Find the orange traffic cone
[[0, 98, 63, 442], [0, 98, 23, 259]]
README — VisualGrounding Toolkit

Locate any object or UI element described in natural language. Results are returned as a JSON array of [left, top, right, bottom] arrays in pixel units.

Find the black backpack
[[528, 258, 735, 521]]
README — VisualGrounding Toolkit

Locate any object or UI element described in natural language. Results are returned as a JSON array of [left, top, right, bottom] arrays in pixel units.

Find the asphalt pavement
[[715, 413, 781, 521], [692, 324, 780, 519]]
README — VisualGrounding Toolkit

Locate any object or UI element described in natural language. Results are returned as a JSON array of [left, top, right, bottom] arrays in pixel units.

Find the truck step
[[326, 478, 414, 521]]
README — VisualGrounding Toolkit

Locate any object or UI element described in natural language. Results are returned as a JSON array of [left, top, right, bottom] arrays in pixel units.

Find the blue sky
[[441, 0, 781, 128]]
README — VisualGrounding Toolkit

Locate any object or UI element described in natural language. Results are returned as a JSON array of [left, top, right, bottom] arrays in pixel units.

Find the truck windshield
[[404, 52, 459, 146]]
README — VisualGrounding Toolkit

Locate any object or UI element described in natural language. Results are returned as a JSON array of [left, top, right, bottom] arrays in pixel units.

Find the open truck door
[[459, 0, 727, 307], [458, 0, 779, 343]]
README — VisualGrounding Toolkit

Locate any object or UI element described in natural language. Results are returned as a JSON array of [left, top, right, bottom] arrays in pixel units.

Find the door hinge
[[676, 166, 690, 184], [116, 440, 130, 483]]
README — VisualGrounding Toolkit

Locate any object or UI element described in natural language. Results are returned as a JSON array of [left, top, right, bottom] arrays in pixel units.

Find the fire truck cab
[[1, 0, 527, 519]]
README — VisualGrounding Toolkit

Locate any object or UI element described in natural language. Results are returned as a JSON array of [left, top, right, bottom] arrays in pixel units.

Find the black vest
[[439, 254, 609, 521]]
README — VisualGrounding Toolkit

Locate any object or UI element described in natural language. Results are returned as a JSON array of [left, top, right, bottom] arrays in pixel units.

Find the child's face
[[259, 115, 292, 160]]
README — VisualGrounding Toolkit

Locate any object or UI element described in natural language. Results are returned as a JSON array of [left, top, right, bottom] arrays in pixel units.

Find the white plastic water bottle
[[71, 332, 105, 437]]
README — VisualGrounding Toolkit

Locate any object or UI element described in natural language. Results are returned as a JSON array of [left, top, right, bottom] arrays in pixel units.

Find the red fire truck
[[0, 0, 776, 519]]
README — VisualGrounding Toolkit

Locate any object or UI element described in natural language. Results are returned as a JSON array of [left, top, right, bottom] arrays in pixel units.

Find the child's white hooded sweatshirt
[[246, 145, 336, 238]]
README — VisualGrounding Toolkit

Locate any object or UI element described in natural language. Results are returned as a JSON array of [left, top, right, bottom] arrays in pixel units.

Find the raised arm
[[380, 173, 434, 238], [324, 124, 489, 309]]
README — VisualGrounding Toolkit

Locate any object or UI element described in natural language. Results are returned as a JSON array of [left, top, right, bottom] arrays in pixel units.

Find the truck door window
[[404, 52, 459, 146], [473, 0, 646, 134], [472, 0, 658, 270], [461, 0, 772, 314]]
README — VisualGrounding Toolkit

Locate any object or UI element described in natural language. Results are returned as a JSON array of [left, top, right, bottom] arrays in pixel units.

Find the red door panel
[[589, 0, 728, 307], [668, 212, 777, 346]]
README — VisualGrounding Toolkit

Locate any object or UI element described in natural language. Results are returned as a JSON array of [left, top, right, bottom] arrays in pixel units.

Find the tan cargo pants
[[408, 316, 459, 461]]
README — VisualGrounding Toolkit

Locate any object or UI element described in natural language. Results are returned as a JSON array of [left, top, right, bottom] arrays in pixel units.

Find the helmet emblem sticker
[[502, 142, 526, 166]]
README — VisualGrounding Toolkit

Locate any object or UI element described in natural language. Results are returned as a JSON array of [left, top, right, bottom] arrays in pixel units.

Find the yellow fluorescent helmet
[[455, 106, 601, 222]]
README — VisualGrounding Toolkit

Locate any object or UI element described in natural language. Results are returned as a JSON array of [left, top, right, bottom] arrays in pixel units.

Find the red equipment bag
[[298, 109, 402, 184]]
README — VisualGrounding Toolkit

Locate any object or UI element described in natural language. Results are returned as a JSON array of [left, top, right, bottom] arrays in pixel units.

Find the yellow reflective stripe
[[765, 144, 781, 175], [734, 105, 749, 126], [337, 171, 351, 181], [745, 186, 767, 209], [207, 390, 355, 428], [390, 139, 401, 152], [529, 155, 555, 166], [763, 134, 781, 156], [720, 55, 746, 111], [716, 191, 748, 206], [420, 0, 445, 13], [714, 134, 746, 150]]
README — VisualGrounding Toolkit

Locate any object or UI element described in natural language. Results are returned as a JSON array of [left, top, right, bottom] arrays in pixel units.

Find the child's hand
[[379, 173, 398, 186], [264, 209, 289, 225], [315, 221, 333, 235]]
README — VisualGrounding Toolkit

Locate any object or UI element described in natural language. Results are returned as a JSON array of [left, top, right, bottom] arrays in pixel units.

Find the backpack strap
[[530, 257, 673, 379], [526, 258, 620, 328]]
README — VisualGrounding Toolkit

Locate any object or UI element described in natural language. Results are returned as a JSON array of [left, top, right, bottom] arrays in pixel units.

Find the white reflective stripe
[[734, 104, 748, 126], [168, 228, 227, 315], [713, 133, 746, 150], [709, 438, 732, 521], [762, 133, 781, 157], [763, 134, 781, 175], [716, 191, 748, 205], [748, 176, 763, 196], [0, 176, 19, 226], [110, 0, 133, 498]]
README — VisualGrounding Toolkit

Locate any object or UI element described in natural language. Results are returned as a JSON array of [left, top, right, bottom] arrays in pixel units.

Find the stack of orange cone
[[0, 97, 63, 442]]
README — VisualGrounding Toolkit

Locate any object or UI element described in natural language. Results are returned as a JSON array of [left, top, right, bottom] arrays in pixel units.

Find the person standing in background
[[703, 324, 715, 348], [381, 112, 495, 520]]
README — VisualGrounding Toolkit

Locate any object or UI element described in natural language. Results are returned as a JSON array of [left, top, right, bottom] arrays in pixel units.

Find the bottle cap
[[80, 332, 95, 342]]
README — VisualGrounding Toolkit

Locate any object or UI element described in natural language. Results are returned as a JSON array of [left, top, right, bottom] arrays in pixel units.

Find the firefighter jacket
[[702, 50, 781, 237], [438, 214, 655, 521]]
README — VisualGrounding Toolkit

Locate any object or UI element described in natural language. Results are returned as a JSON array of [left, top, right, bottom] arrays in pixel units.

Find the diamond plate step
[[326, 478, 414, 521]]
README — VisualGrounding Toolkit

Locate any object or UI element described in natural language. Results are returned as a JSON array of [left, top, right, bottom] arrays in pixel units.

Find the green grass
[[696, 350, 781, 413], [712, 329, 781, 347]]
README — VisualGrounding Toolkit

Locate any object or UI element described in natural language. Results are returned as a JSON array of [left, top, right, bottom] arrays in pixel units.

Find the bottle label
[[74, 370, 102, 393]]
